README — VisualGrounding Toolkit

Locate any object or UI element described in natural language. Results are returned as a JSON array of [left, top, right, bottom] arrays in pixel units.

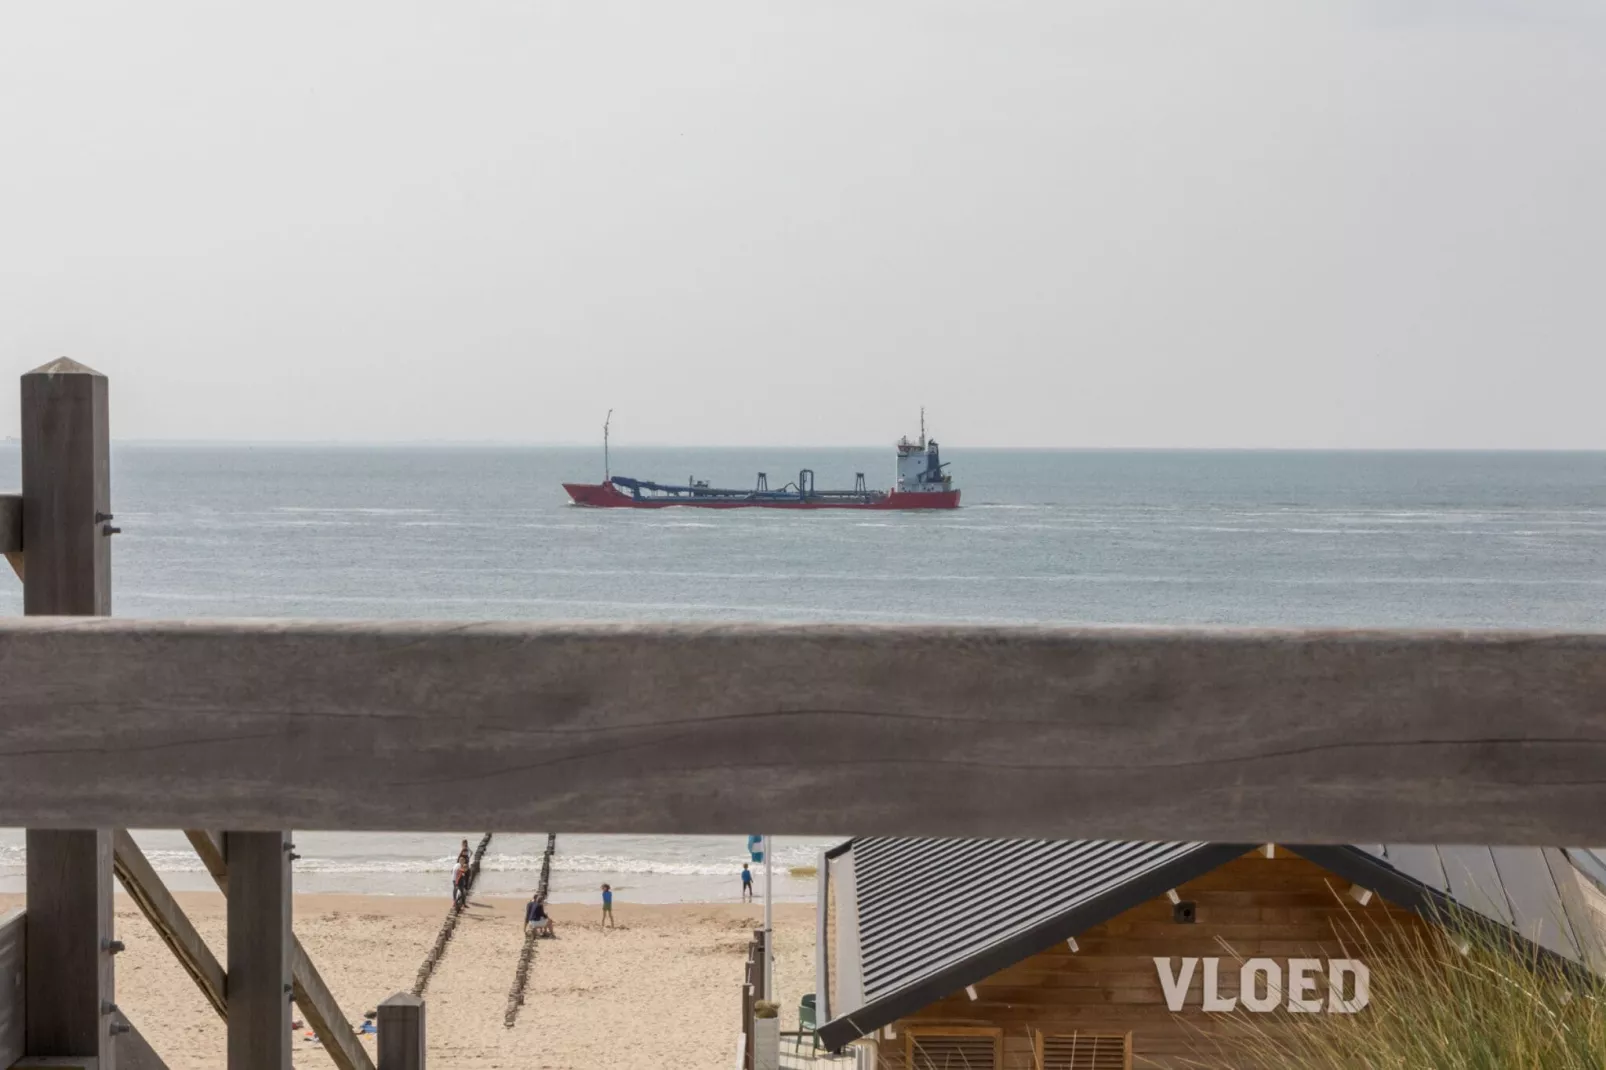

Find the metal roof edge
[[824, 838, 856, 862], [1289, 845, 1590, 976], [817, 842, 1254, 1052]]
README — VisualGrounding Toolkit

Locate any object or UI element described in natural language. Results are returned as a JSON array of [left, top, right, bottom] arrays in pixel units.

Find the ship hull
[[563, 482, 960, 510]]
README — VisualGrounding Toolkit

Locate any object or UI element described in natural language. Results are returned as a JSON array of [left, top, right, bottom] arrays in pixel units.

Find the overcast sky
[[2, 2, 1602, 447]]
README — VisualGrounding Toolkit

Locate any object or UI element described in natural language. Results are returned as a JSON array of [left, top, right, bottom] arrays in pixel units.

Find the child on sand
[[601, 883, 615, 929], [741, 864, 754, 902]]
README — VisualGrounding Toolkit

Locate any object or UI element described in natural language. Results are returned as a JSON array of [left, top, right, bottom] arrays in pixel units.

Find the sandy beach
[[0, 892, 815, 1070]]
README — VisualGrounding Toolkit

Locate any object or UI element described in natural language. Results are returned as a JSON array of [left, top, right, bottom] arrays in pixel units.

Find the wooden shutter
[[1037, 1031, 1132, 1070], [905, 1027, 1002, 1070]]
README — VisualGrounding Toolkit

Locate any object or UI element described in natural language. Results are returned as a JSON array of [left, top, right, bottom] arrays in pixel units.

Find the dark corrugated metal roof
[[822, 838, 1604, 1051], [855, 838, 1218, 1004], [820, 838, 1251, 1048]]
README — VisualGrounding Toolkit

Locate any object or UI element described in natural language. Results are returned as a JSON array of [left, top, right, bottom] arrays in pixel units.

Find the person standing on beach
[[741, 863, 754, 902], [452, 860, 469, 908], [601, 883, 615, 929]]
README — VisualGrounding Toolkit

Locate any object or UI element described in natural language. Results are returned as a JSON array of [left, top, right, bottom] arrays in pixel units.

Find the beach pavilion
[[813, 839, 1606, 1069]]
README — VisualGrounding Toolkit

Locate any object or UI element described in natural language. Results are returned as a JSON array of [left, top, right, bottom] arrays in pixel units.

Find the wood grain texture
[[20, 359, 110, 616], [111, 831, 226, 1019], [25, 830, 114, 1064], [184, 831, 374, 1070], [0, 908, 23, 1068], [4, 620, 1606, 842], [376, 992, 425, 1070], [226, 832, 291, 1070]]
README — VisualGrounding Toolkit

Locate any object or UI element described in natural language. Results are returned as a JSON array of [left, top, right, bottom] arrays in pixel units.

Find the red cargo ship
[[563, 413, 959, 510]]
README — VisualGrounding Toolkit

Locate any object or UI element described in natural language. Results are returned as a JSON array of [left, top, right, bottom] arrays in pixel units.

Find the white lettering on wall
[[1156, 956, 1199, 1013], [1239, 958, 1282, 1013], [1328, 958, 1370, 1013], [1152, 958, 1369, 1013], [1202, 957, 1237, 1013], [1287, 959, 1324, 1013]]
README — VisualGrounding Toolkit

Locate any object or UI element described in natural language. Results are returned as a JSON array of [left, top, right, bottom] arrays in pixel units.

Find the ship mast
[[920, 406, 926, 448], [603, 409, 613, 481]]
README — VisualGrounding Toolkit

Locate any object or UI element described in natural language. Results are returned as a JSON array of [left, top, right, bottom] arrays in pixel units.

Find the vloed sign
[[1154, 957, 1369, 1013]]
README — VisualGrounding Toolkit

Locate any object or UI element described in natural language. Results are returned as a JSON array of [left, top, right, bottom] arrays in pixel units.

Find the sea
[[2, 444, 1604, 902]]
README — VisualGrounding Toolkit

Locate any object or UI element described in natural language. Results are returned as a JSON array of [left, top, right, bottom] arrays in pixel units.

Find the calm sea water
[[2, 444, 1603, 899]]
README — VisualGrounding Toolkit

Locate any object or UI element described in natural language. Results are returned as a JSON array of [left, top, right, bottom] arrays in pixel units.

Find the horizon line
[[3, 439, 1604, 453]]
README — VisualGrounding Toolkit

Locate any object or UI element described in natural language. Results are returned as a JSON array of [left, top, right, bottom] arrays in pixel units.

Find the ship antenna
[[920, 406, 926, 447], [603, 409, 613, 481]]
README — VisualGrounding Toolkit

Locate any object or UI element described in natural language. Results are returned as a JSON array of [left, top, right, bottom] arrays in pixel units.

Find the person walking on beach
[[601, 883, 615, 929], [741, 863, 754, 902]]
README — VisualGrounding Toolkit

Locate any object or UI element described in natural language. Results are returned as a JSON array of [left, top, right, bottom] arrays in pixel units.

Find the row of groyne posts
[[503, 833, 559, 1028], [410, 832, 494, 998]]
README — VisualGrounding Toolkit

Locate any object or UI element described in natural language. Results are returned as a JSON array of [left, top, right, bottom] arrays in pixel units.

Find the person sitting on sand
[[741, 863, 754, 902], [601, 883, 615, 929], [525, 892, 554, 937]]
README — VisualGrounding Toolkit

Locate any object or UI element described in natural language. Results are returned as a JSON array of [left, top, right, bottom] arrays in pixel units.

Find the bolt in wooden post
[[21, 358, 116, 1068], [377, 992, 425, 1070], [227, 832, 292, 1070]]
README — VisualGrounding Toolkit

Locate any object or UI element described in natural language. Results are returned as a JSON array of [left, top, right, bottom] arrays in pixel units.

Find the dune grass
[[1187, 902, 1606, 1070]]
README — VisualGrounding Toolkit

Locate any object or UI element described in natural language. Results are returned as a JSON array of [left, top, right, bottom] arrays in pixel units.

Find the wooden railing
[[3, 359, 1605, 1069]]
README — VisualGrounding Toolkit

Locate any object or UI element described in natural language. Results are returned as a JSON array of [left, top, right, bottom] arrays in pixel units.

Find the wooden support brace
[[377, 992, 425, 1070], [110, 832, 226, 1019], [184, 832, 375, 1070], [226, 832, 292, 1070]]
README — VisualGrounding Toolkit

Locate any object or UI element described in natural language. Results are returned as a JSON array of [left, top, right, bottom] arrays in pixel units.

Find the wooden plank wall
[[3, 620, 1606, 842], [883, 852, 1426, 1070]]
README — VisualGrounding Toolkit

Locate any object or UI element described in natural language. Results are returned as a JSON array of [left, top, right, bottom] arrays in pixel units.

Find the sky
[[1, 1, 1603, 448]]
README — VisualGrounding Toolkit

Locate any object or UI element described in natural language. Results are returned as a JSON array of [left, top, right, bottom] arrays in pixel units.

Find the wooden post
[[226, 832, 291, 1070], [377, 992, 425, 1070], [21, 358, 115, 1067]]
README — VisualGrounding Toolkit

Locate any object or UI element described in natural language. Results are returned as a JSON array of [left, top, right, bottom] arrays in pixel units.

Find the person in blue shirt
[[741, 863, 754, 902], [601, 883, 615, 929]]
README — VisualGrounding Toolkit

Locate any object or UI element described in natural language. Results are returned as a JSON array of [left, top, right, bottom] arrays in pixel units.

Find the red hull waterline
[[563, 482, 960, 510]]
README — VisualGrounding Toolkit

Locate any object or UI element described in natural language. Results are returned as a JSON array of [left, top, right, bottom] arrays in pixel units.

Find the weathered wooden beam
[[4, 621, 1606, 843], [0, 493, 20, 581], [1, 908, 23, 1068], [20, 358, 117, 1067], [24, 830, 115, 1064], [21, 359, 110, 616], [377, 992, 425, 1070], [184, 831, 376, 1070], [226, 831, 292, 1070], [111, 831, 227, 1019]]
